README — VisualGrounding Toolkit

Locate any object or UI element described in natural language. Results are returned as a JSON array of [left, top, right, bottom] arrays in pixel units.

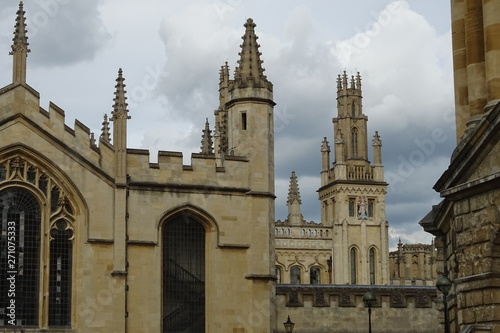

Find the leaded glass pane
[[163, 215, 205, 333], [0, 188, 40, 326]]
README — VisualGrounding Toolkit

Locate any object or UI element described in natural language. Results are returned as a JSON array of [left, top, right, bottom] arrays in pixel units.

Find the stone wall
[[276, 285, 440, 333]]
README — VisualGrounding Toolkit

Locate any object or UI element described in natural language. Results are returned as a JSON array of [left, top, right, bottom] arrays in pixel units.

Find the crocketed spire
[[234, 18, 268, 88], [111, 68, 130, 121], [11, 1, 30, 84], [287, 171, 302, 205], [100, 114, 111, 143], [200, 118, 214, 154]]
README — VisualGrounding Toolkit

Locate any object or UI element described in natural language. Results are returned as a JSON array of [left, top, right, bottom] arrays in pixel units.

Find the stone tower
[[318, 72, 389, 285]]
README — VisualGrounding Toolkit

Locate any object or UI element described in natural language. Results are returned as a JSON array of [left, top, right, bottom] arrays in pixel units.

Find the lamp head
[[363, 291, 377, 308], [436, 275, 452, 296], [283, 315, 295, 333]]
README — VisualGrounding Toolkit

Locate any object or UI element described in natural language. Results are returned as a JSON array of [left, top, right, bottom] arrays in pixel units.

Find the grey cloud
[[25, 0, 110, 67]]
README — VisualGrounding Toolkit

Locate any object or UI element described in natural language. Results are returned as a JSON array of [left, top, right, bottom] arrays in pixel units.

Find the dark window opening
[[163, 215, 205, 333], [290, 266, 301, 284], [348, 198, 355, 217], [350, 248, 357, 285], [242, 112, 247, 130], [368, 200, 374, 217], [351, 128, 358, 158], [310, 267, 320, 284], [369, 248, 375, 285], [49, 220, 73, 327]]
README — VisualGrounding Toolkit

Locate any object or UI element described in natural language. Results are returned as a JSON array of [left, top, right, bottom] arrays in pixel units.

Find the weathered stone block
[[455, 199, 470, 216], [466, 290, 484, 307]]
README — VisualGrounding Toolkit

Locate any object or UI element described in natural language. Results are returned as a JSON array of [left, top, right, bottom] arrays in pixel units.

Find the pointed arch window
[[290, 266, 301, 284], [163, 214, 205, 333], [310, 267, 320, 284], [276, 267, 282, 283], [351, 127, 358, 158], [49, 220, 74, 326], [351, 102, 356, 118], [350, 247, 357, 285], [369, 248, 376, 285], [0, 156, 75, 328]]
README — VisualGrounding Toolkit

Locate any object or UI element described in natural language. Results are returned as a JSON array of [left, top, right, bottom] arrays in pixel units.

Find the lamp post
[[283, 315, 294, 333], [436, 275, 452, 333], [363, 291, 376, 333]]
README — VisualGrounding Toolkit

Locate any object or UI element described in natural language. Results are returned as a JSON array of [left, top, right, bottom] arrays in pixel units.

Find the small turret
[[11, 1, 30, 84], [321, 137, 331, 186]]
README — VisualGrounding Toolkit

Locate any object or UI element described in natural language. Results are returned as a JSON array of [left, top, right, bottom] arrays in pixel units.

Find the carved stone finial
[[287, 171, 302, 205], [111, 68, 130, 121], [200, 118, 214, 154], [11, 1, 30, 84], [100, 114, 111, 142], [321, 137, 330, 152], [372, 131, 382, 146], [11, 2, 30, 55]]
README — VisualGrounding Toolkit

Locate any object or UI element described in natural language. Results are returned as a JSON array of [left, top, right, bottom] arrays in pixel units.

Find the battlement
[[126, 149, 253, 190], [0, 83, 115, 175], [275, 285, 439, 333]]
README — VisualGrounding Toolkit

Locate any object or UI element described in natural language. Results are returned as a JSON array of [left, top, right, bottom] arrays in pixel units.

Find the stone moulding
[[276, 284, 437, 308]]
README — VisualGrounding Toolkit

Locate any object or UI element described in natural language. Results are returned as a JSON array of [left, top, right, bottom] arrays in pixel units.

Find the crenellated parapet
[[275, 285, 439, 333], [125, 149, 255, 192], [0, 84, 116, 181]]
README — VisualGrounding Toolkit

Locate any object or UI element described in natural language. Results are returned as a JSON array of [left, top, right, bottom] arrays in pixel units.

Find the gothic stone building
[[0, 4, 275, 332], [420, 0, 500, 332], [389, 240, 438, 286]]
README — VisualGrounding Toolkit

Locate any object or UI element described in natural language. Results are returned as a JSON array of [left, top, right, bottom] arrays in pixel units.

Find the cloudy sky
[[0, 0, 455, 249]]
